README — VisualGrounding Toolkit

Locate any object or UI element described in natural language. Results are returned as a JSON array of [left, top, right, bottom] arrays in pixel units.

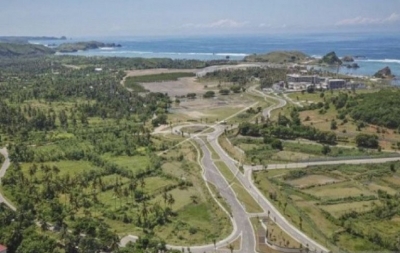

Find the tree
[[355, 133, 379, 149], [228, 244, 234, 253], [271, 139, 283, 151], [321, 145, 331, 155], [330, 120, 337, 130], [187, 93, 196, 99], [219, 89, 230, 95], [203, 91, 215, 98], [230, 85, 241, 93]]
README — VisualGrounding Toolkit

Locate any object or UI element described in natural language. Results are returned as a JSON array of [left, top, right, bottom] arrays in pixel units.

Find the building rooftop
[[328, 79, 345, 82]]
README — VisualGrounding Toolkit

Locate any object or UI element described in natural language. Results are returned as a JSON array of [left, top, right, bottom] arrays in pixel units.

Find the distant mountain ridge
[[0, 36, 66, 44], [0, 40, 122, 57]]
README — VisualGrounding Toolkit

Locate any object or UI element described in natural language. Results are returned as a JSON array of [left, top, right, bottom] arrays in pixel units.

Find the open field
[[254, 161, 400, 252], [169, 93, 256, 123], [226, 135, 391, 166], [141, 77, 205, 97], [288, 174, 340, 188]]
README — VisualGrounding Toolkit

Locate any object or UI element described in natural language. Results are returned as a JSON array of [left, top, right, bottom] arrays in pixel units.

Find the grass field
[[253, 161, 400, 252], [226, 135, 395, 166]]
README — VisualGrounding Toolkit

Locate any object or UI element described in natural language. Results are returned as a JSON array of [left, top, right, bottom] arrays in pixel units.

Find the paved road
[[207, 126, 329, 253], [0, 147, 16, 211]]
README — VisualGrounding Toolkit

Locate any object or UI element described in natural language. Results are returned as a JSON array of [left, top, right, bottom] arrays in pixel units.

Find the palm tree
[[109, 232, 120, 252], [52, 165, 60, 175], [167, 194, 175, 207], [162, 189, 168, 206], [228, 244, 234, 253], [140, 177, 146, 189], [28, 164, 37, 179]]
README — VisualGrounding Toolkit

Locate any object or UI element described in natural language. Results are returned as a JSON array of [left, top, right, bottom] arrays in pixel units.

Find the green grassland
[[226, 134, 391, 165], [253, 162, 400, 252]]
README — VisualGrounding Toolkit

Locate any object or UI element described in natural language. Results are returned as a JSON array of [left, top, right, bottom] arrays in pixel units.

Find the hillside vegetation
[[350, 89, 400, 129], [57, 41, 121, 53], [244, 51, 309, 63], [0, 43, 55, 57]]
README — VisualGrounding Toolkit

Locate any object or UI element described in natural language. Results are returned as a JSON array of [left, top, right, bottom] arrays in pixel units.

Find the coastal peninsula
[[56, 41, 121, 53]]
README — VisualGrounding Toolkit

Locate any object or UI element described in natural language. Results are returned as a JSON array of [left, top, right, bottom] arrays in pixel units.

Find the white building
[[326, 79, 346, 89], [286, 74, 321, 84]]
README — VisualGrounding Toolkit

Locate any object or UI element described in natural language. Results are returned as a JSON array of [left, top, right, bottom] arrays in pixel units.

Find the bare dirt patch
[[141, 77, 205, 97], [169, 94, 255, 122], [125, 68, 197, 77]]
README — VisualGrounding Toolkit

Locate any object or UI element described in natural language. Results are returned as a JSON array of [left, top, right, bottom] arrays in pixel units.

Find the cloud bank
[[182, 19, 249, 29], [336, 12, 400, 26]]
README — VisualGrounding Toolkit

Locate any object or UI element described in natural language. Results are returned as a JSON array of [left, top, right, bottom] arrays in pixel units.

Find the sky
[[1, 0, 400, 37]]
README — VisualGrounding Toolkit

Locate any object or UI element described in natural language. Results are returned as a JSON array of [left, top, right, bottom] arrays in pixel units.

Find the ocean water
[[33, 33, 400, 80]]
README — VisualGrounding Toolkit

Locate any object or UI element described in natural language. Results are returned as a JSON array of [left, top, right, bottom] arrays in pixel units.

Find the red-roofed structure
[[0, 244, 7, 253]]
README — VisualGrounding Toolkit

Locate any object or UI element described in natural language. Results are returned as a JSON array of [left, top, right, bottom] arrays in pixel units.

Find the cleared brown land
[[141, 77, 205, 97], [125, 68, 197, 77]]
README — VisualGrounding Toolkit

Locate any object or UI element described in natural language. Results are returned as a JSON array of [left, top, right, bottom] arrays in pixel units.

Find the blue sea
[[33, 32, 400, 81]]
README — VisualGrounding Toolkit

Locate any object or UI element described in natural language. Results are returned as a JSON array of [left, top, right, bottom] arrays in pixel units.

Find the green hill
[[244, 51, 309, 63], [0, 43, 55, 57], [57, 41, 121, 53]]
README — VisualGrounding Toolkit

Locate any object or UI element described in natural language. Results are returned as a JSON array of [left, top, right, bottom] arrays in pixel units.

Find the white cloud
[[336, 12, 400, 26], [258, 23, 271, 28], [181, 19, 249, 29]]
